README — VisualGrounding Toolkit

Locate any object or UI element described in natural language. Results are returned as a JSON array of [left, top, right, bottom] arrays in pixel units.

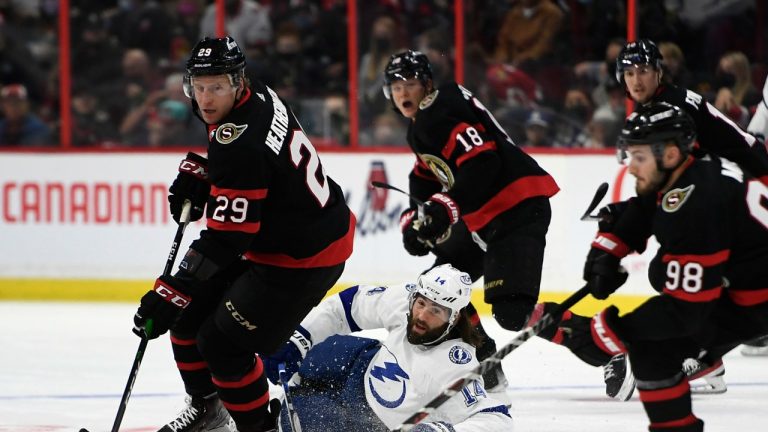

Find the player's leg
[[198, 263, 344, 432], [631, 339, 704, 432], [157, 263, 250, 432]]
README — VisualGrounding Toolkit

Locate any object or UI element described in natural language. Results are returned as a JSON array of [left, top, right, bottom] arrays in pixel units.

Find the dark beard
[[406, 314, 450, 345]]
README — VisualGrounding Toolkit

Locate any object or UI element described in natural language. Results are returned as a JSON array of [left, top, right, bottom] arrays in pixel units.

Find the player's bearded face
[[626, 145, 666, 195], [406, 295, 451, 345]]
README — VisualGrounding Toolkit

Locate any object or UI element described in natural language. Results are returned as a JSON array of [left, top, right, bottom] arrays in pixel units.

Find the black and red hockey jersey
[[653, 84, 768, 184], [406, 83, 559, 232], [620, 156, 768, 340], [190, 81, 355, 269]]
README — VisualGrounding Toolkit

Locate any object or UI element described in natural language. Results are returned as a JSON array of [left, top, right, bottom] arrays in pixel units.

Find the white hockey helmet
[[409, 264, 473, 328]]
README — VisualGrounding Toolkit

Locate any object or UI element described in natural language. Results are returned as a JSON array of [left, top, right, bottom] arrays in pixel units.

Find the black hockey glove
[[559, 306, 627, 367], [169, 152, 210, 224], [491, 294, 537, 331], [418, 193, 460, 243], [596, 201, 629, 233], [261, 326, 312, 385], [133, 275, 193, 339], [584, 247, 628, 300], [400, 209, 431, 256]]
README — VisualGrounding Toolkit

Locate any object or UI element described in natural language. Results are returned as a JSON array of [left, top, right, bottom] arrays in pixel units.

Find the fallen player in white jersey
[[261, 264, 513, 431]]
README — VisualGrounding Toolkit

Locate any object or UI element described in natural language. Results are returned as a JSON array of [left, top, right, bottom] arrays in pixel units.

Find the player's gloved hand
[[169, 152, 210, 224], [491, 294, 537, 331], [262, 326, 312, 384], [412, 421, 456, 432], [400, 209, 431, 256], [596, 201, 629, 232], [133, 275, 193, 339], [555, 306, 626, 367], [418, 193, 460, 243], [584, 246, 628, 300]]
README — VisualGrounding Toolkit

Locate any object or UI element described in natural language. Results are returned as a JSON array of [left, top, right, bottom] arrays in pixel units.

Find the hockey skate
[[740, 335, 768, 356], [684, 358, 726, 394], [603, 353, 635, 401], [159, 394, 235, 432]]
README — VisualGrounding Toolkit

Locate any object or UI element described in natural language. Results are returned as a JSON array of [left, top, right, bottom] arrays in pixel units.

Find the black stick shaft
[[110, 201, 192, 432], [370, 181, 425, 206], [394, 286, 590, 431]]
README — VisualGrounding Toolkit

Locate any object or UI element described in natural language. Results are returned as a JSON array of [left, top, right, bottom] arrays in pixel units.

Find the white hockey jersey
[[300, 283, 514, 431]]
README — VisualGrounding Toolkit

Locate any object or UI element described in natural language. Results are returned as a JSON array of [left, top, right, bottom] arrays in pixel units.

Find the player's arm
[[420, 359, 513, 432], [668, 87, 768, 183], [415, 120, 502, 242], [262, 283, 407, 382]]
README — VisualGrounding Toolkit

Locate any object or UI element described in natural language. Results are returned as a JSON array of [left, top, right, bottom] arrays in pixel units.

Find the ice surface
[[1, 302, 765, 431]]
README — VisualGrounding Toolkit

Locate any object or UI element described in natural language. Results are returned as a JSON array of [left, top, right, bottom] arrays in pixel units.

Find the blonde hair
[[720, 51, 754, 105]]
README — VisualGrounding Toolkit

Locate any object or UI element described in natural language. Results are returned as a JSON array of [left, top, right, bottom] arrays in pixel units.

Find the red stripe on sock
[[221, 392, 270, 412], [650, 414, 699, 429], [212, 357, 264, 389], [639, 380, 690, 403], [177, 361, 208, 371]]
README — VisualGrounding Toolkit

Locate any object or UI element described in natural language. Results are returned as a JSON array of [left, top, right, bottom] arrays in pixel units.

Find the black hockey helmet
[[183, 36, 246, 98], [382, 50, 433, 100], [615, 39, 663, 84], [618, 102, 696, 163]]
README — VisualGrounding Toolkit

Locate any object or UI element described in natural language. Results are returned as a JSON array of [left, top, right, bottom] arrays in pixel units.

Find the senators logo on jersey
[[662, 184, 695, 213], [215, 123, 248, 144]]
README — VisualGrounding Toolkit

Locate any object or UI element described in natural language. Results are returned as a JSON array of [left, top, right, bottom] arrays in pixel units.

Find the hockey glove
[[418, 193, 460, 243], [584, 241, 629, 300], [412, 422, 456, 432], [169, 152, 210, 224], [133, 275, 193, 339], [555, 306, 626, 367], [596, 201, 629, 233], [400, 209, 431, 256], [491, 294, 537, 331], [261, 326, 312, 385]]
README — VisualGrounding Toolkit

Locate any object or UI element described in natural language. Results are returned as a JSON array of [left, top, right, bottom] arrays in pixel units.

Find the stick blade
[[580, 182, 609, 221]]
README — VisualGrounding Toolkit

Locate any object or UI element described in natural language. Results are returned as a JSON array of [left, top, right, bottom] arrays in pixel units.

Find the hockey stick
[[370, 181, 488, 251], [85, 201, 192, 432], [278, 362, 303, 432], [392, 184, 607, 430], [393, 285, 590, 431], [580, 182, 609, 221], [370, 180, 425, 206]]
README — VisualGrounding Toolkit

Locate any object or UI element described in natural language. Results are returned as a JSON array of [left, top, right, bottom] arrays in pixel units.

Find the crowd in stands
[[0, 0, 765, 148]]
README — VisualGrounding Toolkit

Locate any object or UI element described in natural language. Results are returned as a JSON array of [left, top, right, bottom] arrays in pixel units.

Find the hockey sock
[[638, 377, 703, 431], [170, 333, 216, 396], [212, 356, 271, 426]]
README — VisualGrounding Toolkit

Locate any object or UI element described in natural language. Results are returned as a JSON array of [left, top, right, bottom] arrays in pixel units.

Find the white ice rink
[[1, 301, 766, 431]]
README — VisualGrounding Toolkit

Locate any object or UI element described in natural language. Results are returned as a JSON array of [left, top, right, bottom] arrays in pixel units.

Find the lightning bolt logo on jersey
[[368, 346, 410, 409]]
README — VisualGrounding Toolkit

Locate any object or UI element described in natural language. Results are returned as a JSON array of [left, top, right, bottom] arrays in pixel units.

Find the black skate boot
[[603, 353, 635, 401], [159, 394, 234, 432]]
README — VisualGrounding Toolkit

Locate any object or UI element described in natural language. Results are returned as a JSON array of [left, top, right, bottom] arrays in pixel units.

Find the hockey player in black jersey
[[616, 38, 768, 184], [131, 36, 355, 432], [383, 51, 558, 328], [383, 50, 559, 394], [542, 103, 768, 431]]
